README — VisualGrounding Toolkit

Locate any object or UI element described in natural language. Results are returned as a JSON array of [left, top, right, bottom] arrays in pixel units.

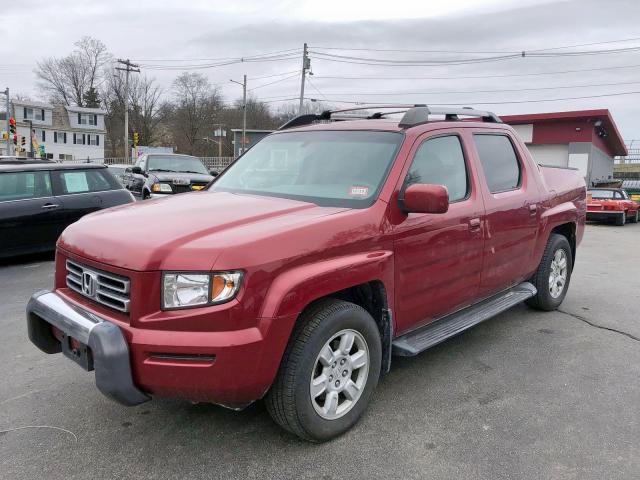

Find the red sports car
[[587, 188, 639, 225]]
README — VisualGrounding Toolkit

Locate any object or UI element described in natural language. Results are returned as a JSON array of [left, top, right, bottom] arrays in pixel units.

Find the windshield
[[211, 130, 403, 208], [147, 155, 209, 175]]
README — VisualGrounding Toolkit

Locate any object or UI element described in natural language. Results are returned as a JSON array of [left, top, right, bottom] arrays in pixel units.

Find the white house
[[4, 100, 106, 160]]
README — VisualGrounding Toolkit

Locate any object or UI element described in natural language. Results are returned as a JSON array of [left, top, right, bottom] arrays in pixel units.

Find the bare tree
[[169, 72, 224, 155], [102, 71, 164, 157], [35, 36, 111, 106]]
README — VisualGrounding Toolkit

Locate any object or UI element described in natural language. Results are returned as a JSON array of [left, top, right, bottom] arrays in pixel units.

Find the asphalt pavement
[[1, 223, 639, 479]]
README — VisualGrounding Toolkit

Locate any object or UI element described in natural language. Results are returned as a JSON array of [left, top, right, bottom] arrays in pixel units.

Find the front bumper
[[26, 289, 292, 408], [27, 290, 150, 406]]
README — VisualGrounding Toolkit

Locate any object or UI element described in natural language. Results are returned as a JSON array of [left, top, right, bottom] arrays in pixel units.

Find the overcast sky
[[1, 0, 639, 143]]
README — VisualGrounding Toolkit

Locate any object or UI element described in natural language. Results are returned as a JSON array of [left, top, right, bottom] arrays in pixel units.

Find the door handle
[[469, 218, 481, 231], [42, 203, 60, 210], [529, 204, 538, 216]]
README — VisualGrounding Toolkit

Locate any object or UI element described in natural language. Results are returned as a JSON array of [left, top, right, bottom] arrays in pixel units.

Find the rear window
[[0, 171, 52, 202], [474, 134, 521, 193], [54, 169, 119, 194]]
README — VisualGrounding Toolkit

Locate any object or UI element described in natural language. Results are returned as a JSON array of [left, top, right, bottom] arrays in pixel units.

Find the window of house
[[40, 130, 46, 142], [73, 133, 86, 145], [35, 109, 45, 121], [24, 108, 33, 120], [88, 134, 99, 146], [0, 171, 52, 202], [54, 132, 67, 144], [403, 135, 469, 202], [78, 114, 98, 126], [473, 134, 522, 193]]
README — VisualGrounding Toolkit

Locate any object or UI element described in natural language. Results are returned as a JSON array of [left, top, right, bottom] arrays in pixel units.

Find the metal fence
[[58, 156, 236, 171], [614, 148, 640, 164]]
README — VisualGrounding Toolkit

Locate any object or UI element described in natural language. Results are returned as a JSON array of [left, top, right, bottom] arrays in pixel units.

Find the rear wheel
[[526, 234, 573, 311], [615, 211, 626, 226], [265, 299, 381, 442]]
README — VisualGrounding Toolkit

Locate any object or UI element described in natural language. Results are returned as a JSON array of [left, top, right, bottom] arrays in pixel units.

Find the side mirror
[[402, 184, 449, 214], [131, 166, 142, 175], [209, 170, 219, 177], [124, 167, 132, 174]]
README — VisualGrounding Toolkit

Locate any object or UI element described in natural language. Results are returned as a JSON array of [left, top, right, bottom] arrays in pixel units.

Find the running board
[[392, 282, 537, 357]]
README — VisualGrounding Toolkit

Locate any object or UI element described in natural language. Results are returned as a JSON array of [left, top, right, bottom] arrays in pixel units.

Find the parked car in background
[[0, 158, 134, 258], [26, 105, 585, 442], [586, 188, 639, 225], [122, 153, 216, 199], [106, 164, 130, 186]]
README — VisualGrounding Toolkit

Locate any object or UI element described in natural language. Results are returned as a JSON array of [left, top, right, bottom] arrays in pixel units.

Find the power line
[[311, 62, 640, 81], [308, 45, 640, 67], [132, 47, 300, 63], [298, 80, 640, 97], [309, 36, 640, 54], [249, 72, 300, 91], [304, 89, 640, 106]]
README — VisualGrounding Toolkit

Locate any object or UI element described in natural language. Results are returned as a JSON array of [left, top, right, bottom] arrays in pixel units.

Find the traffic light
[[12, 134, 17, 145], [20, 136, 25, 147], [133, 132, 139, 147], [9, 118, 16, 135]]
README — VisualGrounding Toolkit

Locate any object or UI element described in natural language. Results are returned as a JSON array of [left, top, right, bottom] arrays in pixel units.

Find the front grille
[[173, 184, 191, 194], [66, 260, 131, 313]]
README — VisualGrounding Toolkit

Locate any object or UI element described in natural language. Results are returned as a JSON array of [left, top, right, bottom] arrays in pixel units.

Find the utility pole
[[27, 120, 33, 158], [115, 59, 140, 162], [298, 43, 310, 115], [3, 88, 10, 156], [230, 75, 247, 156]]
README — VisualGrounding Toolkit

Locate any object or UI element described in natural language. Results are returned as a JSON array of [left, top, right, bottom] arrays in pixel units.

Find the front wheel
[[265, 299, 381, 442], [630, 210, 639, 224], [526, 234, 573, 311], [615, 211, 626, 226]]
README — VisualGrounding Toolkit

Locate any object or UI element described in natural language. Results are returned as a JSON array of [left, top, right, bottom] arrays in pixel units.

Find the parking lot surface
[[1, 224, 638, 479]]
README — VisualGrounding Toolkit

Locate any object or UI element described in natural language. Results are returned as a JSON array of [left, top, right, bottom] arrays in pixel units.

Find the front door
[[393, 130, 485, 334], [470, 130, 541, 297], [0, 170, 62, 255]]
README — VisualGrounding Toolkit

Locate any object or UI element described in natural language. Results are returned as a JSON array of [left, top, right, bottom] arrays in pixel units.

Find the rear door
[[0, 169, 62, 255], [471, 130, 541, 297], [51, 168, 122, 227], [393, 129, 486, 333]]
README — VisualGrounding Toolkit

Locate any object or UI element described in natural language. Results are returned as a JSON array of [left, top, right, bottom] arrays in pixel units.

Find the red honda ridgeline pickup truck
[[27, 106, 586, 442]]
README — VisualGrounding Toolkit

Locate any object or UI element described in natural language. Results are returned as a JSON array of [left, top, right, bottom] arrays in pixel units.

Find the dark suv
[[122, 153, 216, 199]]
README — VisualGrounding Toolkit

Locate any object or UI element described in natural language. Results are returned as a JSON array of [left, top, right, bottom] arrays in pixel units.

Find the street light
[[230, 75, 247, 156]]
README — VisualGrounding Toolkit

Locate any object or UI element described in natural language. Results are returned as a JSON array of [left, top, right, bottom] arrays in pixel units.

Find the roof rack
[[278, 104, 502, 130]]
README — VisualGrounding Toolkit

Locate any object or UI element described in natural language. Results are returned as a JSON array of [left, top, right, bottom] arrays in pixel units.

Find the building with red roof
[[501, 109, 627, 187]]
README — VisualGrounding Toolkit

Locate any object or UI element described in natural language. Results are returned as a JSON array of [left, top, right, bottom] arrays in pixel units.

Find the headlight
[[162, 272, 243, 309], [152, 183, 173, 193]]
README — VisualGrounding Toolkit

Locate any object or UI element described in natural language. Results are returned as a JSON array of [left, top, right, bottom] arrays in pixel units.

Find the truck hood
[[58, 191, 348, 271]]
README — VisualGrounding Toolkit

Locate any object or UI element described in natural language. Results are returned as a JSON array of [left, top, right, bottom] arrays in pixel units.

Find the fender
[[531, 201, 578, 269], [259, 250, 394, 320]]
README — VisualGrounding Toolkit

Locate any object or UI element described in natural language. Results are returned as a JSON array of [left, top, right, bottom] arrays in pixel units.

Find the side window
[[55, 170, 114, 194], [404, 135, 469, 202], [473, 134, 521, 193], [0, 171, 52, 202]]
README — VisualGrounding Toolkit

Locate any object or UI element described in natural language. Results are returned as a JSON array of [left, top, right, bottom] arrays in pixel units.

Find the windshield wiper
[[181, 170, 208, 174], [149, 169, 179, 173]]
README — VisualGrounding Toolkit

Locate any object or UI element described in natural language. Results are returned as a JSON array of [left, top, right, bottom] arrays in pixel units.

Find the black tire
[[615, 211, 626, 226], [265, 298, 381, 442], [630, 210, 638, 224], [526, 233, 573, 311], [142, 190, 150, 200]]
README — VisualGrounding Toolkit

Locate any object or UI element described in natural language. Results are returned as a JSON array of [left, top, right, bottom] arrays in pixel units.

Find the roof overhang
[[501, 109, 627, 157]]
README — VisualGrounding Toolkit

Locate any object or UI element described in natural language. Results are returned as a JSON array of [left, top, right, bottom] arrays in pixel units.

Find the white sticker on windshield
[[349, 186, 369, 197]]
